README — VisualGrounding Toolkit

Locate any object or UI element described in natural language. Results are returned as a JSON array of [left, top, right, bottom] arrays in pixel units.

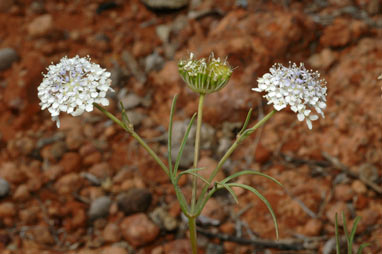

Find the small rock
[[0, 162, 26, 184], [103, 223, 122, 243], [334, 184, 354, 202], [200, 198, 227, 225], [54, 173, 82, 195], [59, 152, 82, 173], [117, 188, 152, 215], [141, 0, 188, 10], [0, 48, 18, 71], [0, 178, 10, 198], [351, 180, 367, 194], [170, 145, 194, 168], [88, 162, 110, 179], [125, 110, 145, 126], [150, 207, 178, 231], [156, 24, 171, 43], [120, 213, 160, 247], [13, 184, 29, 201], [101, 246, 127, 254], [308, 48, 337, 70], [145, 51, 164, 72], [163, 239, 192, 254], [88, 196, 112, 220], [301, 219, 323, 236], [120, 93, 142, 109], [0, 202, 16, 217], [19, 206, 40, 225], [254, 143, 272, 163], [27, 14, 54, 37], [31, 225, 55, 245]]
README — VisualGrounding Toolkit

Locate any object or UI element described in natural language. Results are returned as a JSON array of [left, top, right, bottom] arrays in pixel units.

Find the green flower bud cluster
[[178, 53, 232, 94]]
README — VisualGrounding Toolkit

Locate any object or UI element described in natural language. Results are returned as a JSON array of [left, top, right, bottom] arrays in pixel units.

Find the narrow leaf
[[120, 102, 130, 127], [342, 212, 350, 245], [238, 108, 253, 136], [220, 170, 282, 187], [219, 183, 239, 204], [227, 183, 279, 239], [357, 243, 370, 254], [176, 168, 207, 189], [173, 113, 197, 176], [168, 95, 178, 177], [349, 216, 361, 247], [174, 185, 190, 214], [335, 213, 341, 254]]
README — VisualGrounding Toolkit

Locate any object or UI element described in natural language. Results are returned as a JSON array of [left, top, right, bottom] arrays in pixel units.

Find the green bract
[[178, 53, 232, 94]]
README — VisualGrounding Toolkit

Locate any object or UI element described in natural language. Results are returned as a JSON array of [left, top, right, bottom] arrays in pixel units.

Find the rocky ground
[[0, 0, 381, 253]]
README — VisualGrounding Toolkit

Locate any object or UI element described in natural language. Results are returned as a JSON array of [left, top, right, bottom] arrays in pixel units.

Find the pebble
[[163, 239, 192, 254], [101, 246, 127, 254], [88, 196, 112, 220], [13, 184, 30, 201], [31, 225, 54, 245], [150, 207, 178, 231], [117, 188, 152, 215], [351, 180, 367, 194], [103, 223, 122, 243], [59, 152, 82, 173], [0, 178, 10, 198], [300, 219, 323, 236], [27, 14, 54, 37], [141, 0, 188, 9], [88, 162, 110, 179], [0, 162, 26, 184], [0, 202, 16, 217], [120, 213, 160, 247], [120, 93, 142, 109], [334, 184, 354, 202], [200, 198, 227, 225], [0, 48, 18, 71]]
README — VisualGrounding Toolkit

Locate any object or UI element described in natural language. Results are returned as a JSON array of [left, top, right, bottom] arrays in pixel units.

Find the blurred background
[[0, 0, 381, 253]]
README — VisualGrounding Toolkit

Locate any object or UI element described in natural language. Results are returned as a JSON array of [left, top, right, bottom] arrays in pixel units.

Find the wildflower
[[178, 52, 232, 94], [252, 62, 327, 129], [37, 55, 112, 128]]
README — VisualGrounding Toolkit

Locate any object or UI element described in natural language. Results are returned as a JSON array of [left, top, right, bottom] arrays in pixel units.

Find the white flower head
[[38, 55, 113, 128], [252, 62, 327, 130]]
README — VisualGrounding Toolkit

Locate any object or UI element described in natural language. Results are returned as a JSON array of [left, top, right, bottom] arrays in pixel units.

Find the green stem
[[94, 103, 169, 176], [191, 93, 205, 212], [195, 109, 276, 213], [188, 216, 198, 254]]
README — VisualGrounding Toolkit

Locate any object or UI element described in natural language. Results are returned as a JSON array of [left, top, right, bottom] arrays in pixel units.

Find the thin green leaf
[[174, 185, 190, 215], [238, 108, 253, 136], [177, 169, 209, 186], [349, 216, 361, 247], [173, 113, 197, 176], [357, 243, 370, 254], [119, 102, 130, 128], [227, 183, 279, 239], [219, 183, 239, 204], [335, 213, 341, 254], [168, 95, 178, 177], [220, 170, 282, 187], [342, 212, 350, 244]]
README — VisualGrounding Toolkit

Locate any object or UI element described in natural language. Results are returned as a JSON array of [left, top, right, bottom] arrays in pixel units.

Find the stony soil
[[0, 0, 381, 254]]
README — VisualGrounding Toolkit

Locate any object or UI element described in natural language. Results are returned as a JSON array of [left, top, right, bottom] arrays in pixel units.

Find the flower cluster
[[178, 52, 232, 94], [253, 62, 327, 129], [37, 56, 113, 128]]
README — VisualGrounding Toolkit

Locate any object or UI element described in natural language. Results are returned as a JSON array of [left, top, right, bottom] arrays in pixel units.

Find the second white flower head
[[252, 62, 327, 129], [37, 56, 113, 128]]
